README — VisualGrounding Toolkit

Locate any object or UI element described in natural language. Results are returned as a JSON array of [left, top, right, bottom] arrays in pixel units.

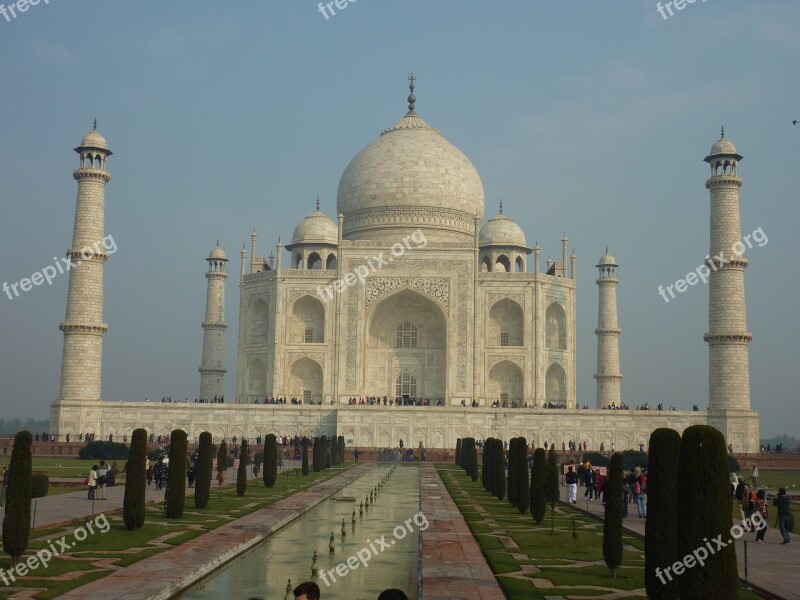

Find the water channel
[[180, 463, 420, 599]]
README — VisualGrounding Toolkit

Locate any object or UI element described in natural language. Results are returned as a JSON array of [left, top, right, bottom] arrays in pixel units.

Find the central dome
[[337, 110, 484, 242]]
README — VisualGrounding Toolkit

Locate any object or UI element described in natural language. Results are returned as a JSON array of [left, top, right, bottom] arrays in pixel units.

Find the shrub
[[727, 454, 740, 472], [455, 438, 462, 467], [253, 451, 263, 477], [79, 440, 130, 460], [531, 448, 546, 524], [482, 438, 492, 492], [264, 434, 277, 488], [194, 432, 214, 509], [645, 427, 681, 599], [581, 451, 610, 468], [322, 435, 331, 469], [123, 428, 147, 530], [164, 429, 188, 518], [312, 437, 321, 472], [471, 447, 479, 482], [330, 435, 339, 466], [31, 472, 49, 498], [337, 436, 345, 466], [302, 437, 309, 476], [621, 450, 649, 471], [236, 439, 249, 497], [2, 430, 32, 565], [545, 446, 559, 533], [492, 439, 505, 501], [603, 452, 624, 577], [508, 438, 518, 508], [516, 438, 529, 514], [677, 425, 738, 599]]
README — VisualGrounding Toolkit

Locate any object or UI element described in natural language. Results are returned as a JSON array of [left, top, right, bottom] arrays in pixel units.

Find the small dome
[[209, 245, 226, 260], [709, 137, 737, 156], [78, 129, 110, 152], [289, 207, 338, 247], [597, 250, 617, 267], [479, 209, 528, 248]]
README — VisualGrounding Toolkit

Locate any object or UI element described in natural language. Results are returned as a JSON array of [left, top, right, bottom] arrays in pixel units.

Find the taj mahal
[[49, 78, 760, 452]]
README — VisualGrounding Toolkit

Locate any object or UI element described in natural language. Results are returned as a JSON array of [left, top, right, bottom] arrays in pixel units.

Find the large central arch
[[365, 289, 447, 400]]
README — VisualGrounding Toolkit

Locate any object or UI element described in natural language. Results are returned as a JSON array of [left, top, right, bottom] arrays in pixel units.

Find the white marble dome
[[209, 245, 227, 260], [709, 137, 738, 156], [597, 251, 617, 266], [77, 129, 111, 152], [479, 210, 528, 248], [337, 111, 484, 242], [290, 206, 338, 246]]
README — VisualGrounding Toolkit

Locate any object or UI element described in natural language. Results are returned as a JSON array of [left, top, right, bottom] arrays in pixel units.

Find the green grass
[[0, 464, 351, 599], [438, 465, 764, 600]]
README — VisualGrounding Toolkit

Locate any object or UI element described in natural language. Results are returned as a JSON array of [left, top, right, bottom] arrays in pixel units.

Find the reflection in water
[[180, 464, 419, 600]]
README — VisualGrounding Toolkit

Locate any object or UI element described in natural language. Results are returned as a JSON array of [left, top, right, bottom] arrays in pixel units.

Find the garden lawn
[[437, 464, 763, 600]]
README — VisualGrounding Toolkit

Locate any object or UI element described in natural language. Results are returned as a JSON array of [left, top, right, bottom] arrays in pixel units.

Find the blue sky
[[0, 1, 797, 438]]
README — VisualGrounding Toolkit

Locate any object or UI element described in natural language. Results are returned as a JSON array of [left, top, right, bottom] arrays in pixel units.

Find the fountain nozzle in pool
[[284, 579, 292, 600], [329, 532, 335, 553], [311, 551, 318, 577]]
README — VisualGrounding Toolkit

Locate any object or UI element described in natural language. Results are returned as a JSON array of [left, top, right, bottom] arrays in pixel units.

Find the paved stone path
[[562, 482, 799, 600], [419, 464, 506, 600]]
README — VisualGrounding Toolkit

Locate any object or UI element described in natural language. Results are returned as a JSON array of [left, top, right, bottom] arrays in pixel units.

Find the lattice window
[[395, 322, 418, 348]]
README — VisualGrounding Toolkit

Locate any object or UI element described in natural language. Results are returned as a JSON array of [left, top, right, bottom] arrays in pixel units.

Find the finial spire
[[605, 245, 608, 253], [93, 118, 97, 131], [407, 73, 416, 114], [316, 195, 320, 211], [499, 199, 503, 214], [216, 239, 220, 247], [721, 125, 725, 139]]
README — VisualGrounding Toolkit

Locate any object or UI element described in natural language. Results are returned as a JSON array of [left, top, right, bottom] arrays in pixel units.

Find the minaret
[[199, 243, 228, 400], [57, 123, 112, 405], [594, 248, 622, 408], [240, 244, 247, 283], [703, 130, 752, 412]]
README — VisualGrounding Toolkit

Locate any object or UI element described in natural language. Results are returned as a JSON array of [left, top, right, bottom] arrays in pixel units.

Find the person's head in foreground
[[378, 590, 408, 600], [293, 581, 320, 600]]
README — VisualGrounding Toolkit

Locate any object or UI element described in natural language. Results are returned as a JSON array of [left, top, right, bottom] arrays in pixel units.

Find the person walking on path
[[773, 487, 792, 544], [635, 476, 647, 518], [754, 489, 768, 544], [751, 465, 759, 488], [88, 465, 98, 500], [566, 466, 578, 504], [97, 460, 109, 500]]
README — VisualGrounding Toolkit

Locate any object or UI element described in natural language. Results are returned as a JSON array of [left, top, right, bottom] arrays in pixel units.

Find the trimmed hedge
[[79, 440, 130, 460], [31, 472, 49, 499], [123, 428, 147, 530], [164, 429, 187, 518], [455, 438, 462, 466], [194, 432, 214, 509], [312, 437, 321, 472], [516, 437, 529, 514], [216, 440, 228, 484], [302, 437, 309, 476], [645, 427, 681, 599], [545, 446, 559, 532], [677, 425, 738, 599], [264, 434, 277, 488], [603, 452, 624, 577], [3, 430, 32, 565], [531, 448, 546, 524], [236, 440, 249, 496]]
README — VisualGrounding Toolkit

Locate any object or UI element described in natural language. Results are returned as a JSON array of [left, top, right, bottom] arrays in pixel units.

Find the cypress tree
[[531, 448, 546, 524], [330, 434, 339, 466], [264, 434, 277, 487], [677, 425, 737, 599], [462, 438, 472, 475], [312, 436, 322, 472], [455, 438, 462, 466], [483, 438, 493, 492], [216, 440, 228, 486], [164, 429, 188, 518], [603, 452, 624, 577], [2, 430, 32, 566], [301, 437, 310, 476], [123, 428, 147, 530], [516, 437, 529, 514], [545, 445, 559, 533], [236, 439, 249, 496], [471, 446, 479, 482], [194, 431, 214, 508], [645, 427, 681, 599], [508, 438, 518, 508], [492, 439, 506, 501], [321, 435, 331, 469], [338, 436, 345, 465]]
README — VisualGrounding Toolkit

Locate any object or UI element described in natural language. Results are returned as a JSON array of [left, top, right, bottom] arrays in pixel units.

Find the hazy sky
[[1, 1, 797, 438]]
